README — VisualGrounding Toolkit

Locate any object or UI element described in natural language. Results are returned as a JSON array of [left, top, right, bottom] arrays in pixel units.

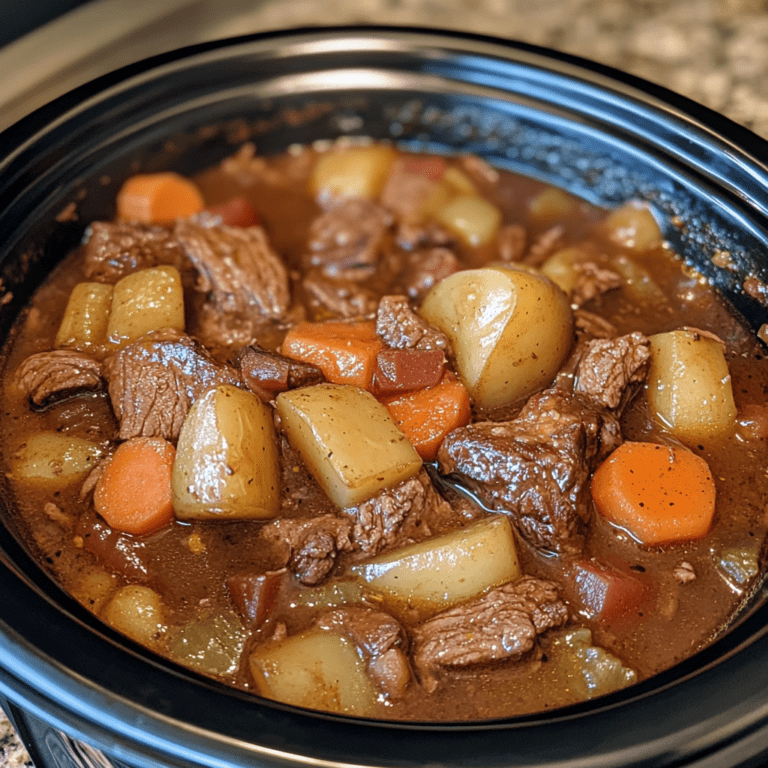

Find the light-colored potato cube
[[11, 432, 103, 486], [250, 629, 377, 716], [528, 187, 577, 220], [101, 585, 166, 646], [351, 515, 520, 616], [55, 282, 113, 352], [433, 193, 502, 247], [310, 145, 396, 201], [647, 329, 737, 441], [107, 265, 184, 348], [604, 201, 662, 251], [173, 385, 281, 520], [276, 383, 421, 509]]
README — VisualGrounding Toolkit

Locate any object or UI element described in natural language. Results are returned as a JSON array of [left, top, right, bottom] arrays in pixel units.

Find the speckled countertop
[[2, 0, 768, 764]]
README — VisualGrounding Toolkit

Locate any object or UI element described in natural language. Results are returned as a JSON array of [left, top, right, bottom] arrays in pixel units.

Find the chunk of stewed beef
[[438, 388, 621, 554], [573, 332, 650, 411], [375, 295, 449, 352], [303, 198, 392, 281], [571, 262, 623, 307], [234, 344, 324, 401], [412, 576, 569, 692], [316, 606, 411, 699], [342, 470, 452, 556], [574, 309, 617, 340], [174, 220, 291, 323], [302, 271, 379, 319], [15, 349, 104, 406], [103, 329, 240, 440], [262, 515, 354, 585], [83, 221, 188, 283], [399, 247, 460, 301]]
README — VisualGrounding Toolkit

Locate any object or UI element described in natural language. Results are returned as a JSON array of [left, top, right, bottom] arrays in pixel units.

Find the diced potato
[[433, 193, 502, 247], [173, 384, 280, 520], [604, 201, 662, 251], [55, 282, 113, 352], [167, 610, 246, 677], [540, 247, 584, 295], [528, 187, 577, 220], [106, 265, 184, 348], [612, 255, 667, 305], [647, 329, 737, 440], [11, 432, 103, 485], [310, 145, 397, 201], [292, 579, 369, 610], [276, 383, 421, 509], [442, 166, 478, 196], [351, 515, 520, 616], [102, 585, 166, 646], [250, 628, 377, 716], [70, 568, 117, 613], [420, 266, 573, 408]]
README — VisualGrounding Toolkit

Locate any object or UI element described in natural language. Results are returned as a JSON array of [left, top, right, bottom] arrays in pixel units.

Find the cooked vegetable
[[540, 247, 584, 294], [591, 441, 716, 545], [12, 432, 103, 485], [55, 282, 113, 352], [167, 610, 246, 677], [250, 628, 378, 716], [528, 187, 577, 220], [205, 196, 260, 227], [420, 265, 573, 408], [281, 320, 384, 390], [647, 329, 737, 440], [276, 383, 422, 509], [107, 265, 185, 349], [94, 437, 176, 536], [603, 201, 662, 251], [612, 254, 667, 305], [433, 193, 502, 247], [351, 515, 520, 616], [102, 585, 166, 646], [372, 348, 445, 396], [714, 545, 760, 588], [227, 570, 288, 629], [116, 172, 205, 223], [173, 384, 280, 520], [310, 144, 397, 201], [381, 373, 471, 460], [70, 569, 117, 613], [569, 559, 648, 624]]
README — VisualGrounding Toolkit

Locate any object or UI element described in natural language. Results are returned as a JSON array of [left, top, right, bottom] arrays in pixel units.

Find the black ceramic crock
[[1, 27, 768, 768]]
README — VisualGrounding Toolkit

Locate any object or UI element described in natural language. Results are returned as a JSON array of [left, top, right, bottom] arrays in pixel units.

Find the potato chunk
[[310, 145, 396, 201], [107, 265, 184, 349], [250, 629, 377, 716], [420, 266, 573, 408], [351, 515, 520, 616], [11, 432, 103, 486], [55, 282, 113, 352], [173, 384, 280, 520], [647, 329, 737, 440], [276, 383, 421, 509], [102, 585, 166, 646]]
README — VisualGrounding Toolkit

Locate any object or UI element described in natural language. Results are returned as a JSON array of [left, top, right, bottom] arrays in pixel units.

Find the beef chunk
[[302, 271, 379, 319], [342, 470, 452, 555], [83, 221, 187, 283], [303, 199, 392, 281], [412, 576, 569, 691], [380, 155, 444, 222], [376, 295, 449, 352], [438, 388, 620, 554], [103, 329, 240, 440], [524, 225, 564, 266], [175, 221, 291, 324], [234, 344, 324, 400], [316, 606, 411, 699], [262, 514, 353, 585], [399, 247, 460, 301], [497, 224, 527, 263], [571, 262, 623, 307], [15, 350, 104, 406], [574, 309, 617, 340], [395, 220, 454, 251], [574, 332, 650, 411]]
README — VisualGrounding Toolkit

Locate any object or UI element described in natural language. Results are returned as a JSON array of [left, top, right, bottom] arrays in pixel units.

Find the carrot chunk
[[281, 321, 384, 390], [591, 441, 716, 545], [94, 437, 176, 536], [117, 172, 205, 223], [382, 373, 471, 461]]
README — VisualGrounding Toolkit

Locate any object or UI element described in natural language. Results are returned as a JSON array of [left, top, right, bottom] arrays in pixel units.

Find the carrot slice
[[281, 320, 384, 390], [591, 441, 716, 545], [117, 172, 205, 223], [94, 437, 176, 536], [382, 373, 471, 461]]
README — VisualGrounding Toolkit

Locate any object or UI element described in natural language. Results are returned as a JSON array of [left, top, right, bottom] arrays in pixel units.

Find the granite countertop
[[2, 0, 768, 765]]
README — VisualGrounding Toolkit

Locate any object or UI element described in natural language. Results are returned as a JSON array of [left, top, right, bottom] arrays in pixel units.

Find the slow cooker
[[1, 27, 768, 768]]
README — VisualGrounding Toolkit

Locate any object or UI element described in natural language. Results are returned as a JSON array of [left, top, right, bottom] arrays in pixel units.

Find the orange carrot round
[[94, 437, 176, 536], [591, 441, 716, 546], [116, 172, 205, 223]]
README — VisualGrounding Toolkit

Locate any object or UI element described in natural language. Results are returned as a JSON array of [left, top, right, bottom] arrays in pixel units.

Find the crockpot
[[1, 27, 768, 768]]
